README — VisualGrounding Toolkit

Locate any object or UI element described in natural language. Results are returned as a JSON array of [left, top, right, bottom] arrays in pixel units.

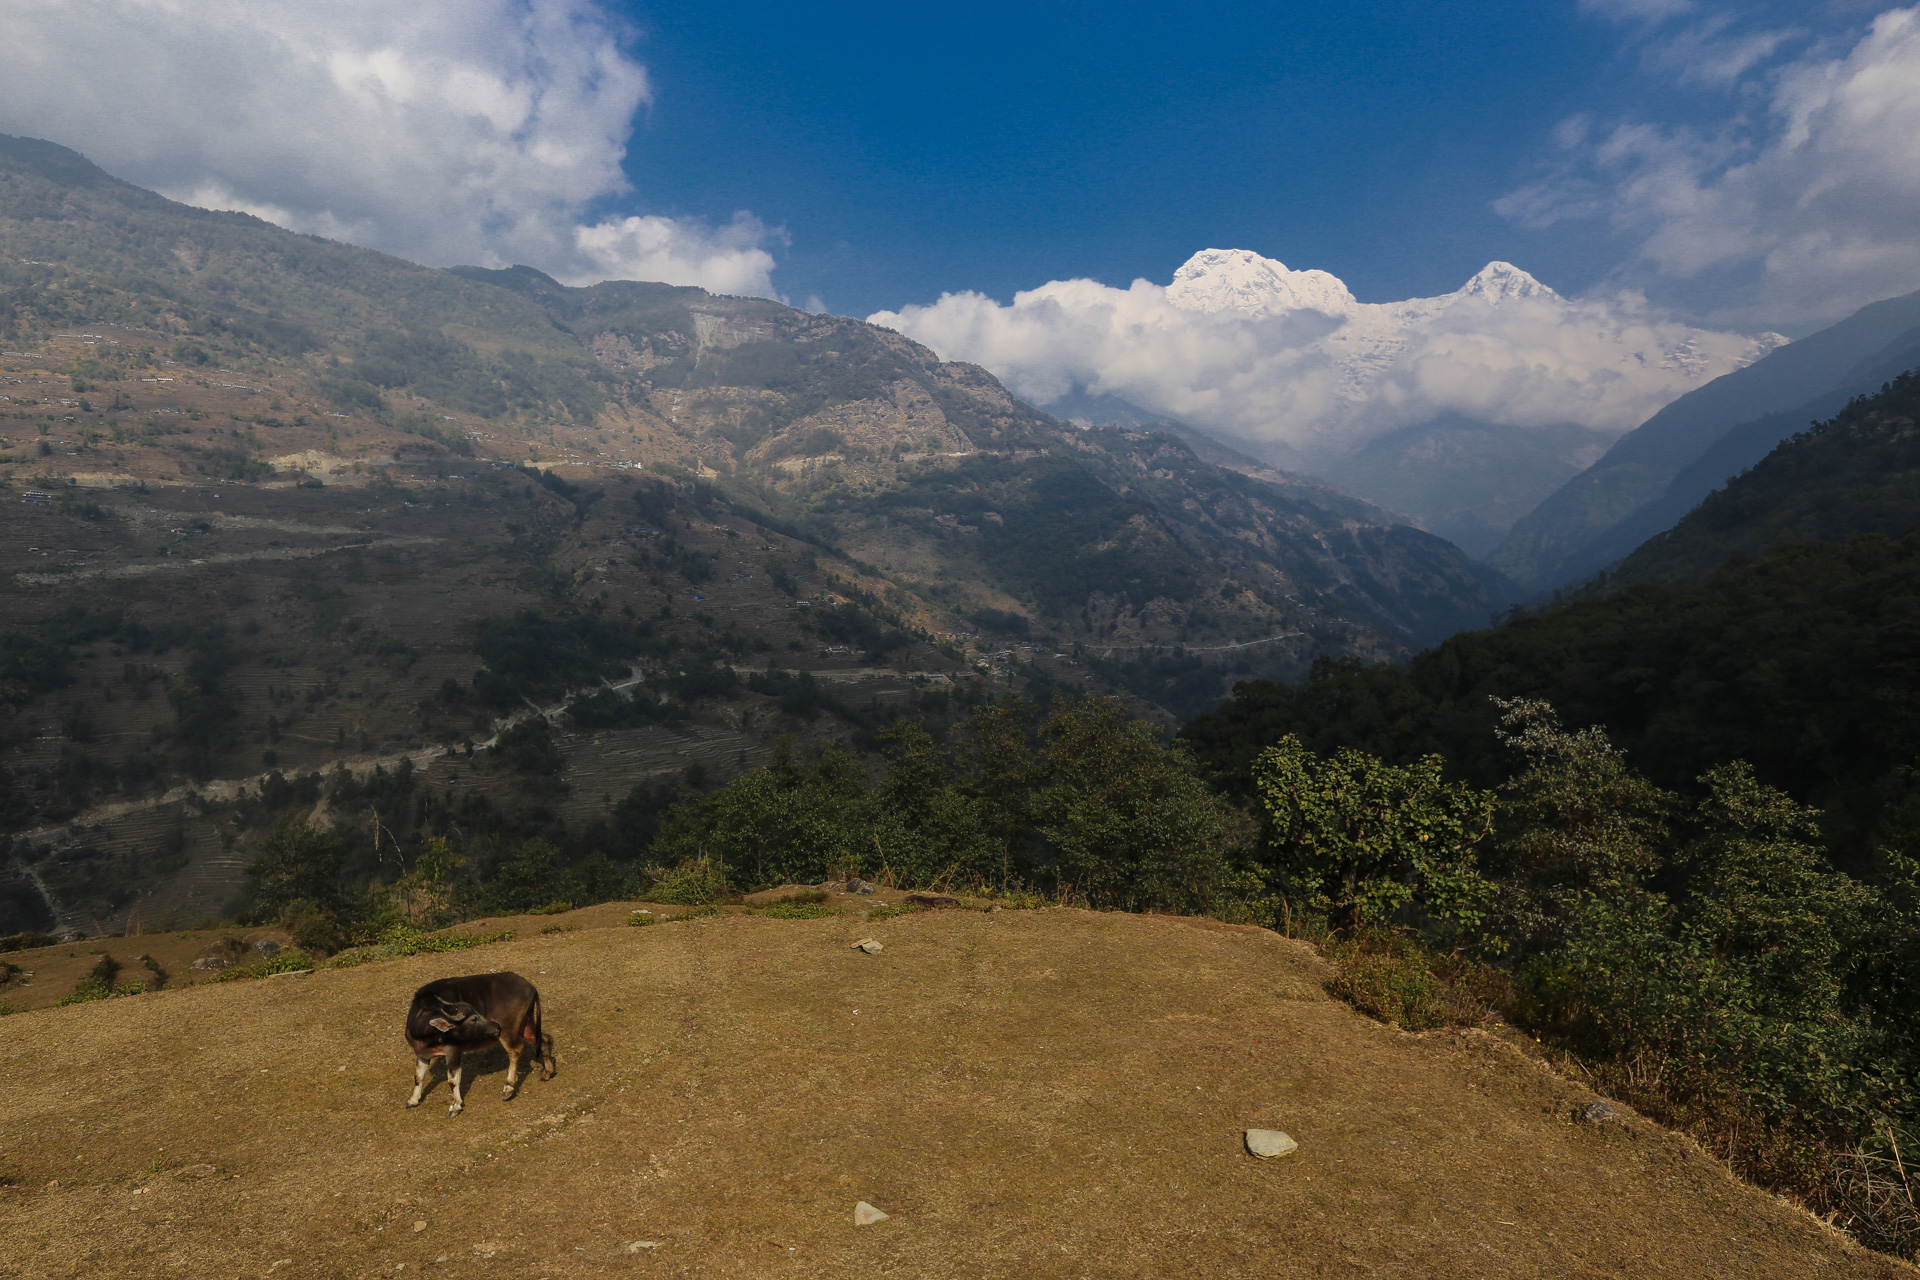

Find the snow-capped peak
[[1454, 261, 1556, 304], [1166, 248, 1357, 318]]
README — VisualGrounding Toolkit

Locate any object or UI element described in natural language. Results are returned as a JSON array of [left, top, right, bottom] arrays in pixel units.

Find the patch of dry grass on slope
[[0, 909, 1906, 1279]]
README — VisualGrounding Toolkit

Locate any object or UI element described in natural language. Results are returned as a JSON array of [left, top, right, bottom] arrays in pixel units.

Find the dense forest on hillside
[[1610, 369, 1920, 588], [1180, 530, 1920, 870]]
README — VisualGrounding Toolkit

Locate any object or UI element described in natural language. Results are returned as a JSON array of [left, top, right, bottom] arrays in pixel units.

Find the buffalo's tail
[[530, 995, 556, 1079]]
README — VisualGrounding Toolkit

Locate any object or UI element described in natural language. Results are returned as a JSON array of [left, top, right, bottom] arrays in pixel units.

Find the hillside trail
[[0, 907, 1904, 1279], [8, 667, 667, 934]]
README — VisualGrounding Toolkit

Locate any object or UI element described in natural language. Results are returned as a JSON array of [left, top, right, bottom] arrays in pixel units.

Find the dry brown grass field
[[3, 905, 1905, 1279]]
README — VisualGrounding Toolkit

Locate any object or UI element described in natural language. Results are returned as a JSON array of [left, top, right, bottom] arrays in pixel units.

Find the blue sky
[[602, 0, 1904, 322], [615, 1, 1628, 315]]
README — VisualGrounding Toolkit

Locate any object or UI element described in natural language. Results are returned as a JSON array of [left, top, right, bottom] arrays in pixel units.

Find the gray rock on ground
[[851, 938, 884, 954], [1582, 1100, 1620, 1125], [1245, 1129, 1298, 1159], [853, 1201, 889, 1226], [254, 940, 282, 957]]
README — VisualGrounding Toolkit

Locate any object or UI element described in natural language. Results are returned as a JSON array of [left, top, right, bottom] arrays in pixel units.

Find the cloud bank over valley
[[871, 249, 1784, 472]]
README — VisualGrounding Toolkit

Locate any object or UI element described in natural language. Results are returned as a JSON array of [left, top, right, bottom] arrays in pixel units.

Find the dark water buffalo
[[403, 971, 556, 1116]]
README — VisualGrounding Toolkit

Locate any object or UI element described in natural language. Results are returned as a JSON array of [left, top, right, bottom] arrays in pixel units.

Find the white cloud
[[870, 249, 1780, 467], [1500, 6, 1920, 323], [0, 0, 780, 297], [571, 212, 782, 298]]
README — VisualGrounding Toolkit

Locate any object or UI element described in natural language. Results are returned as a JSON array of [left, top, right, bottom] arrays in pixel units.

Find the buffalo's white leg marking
[[502, 1038, 522, 1100], [447, 1057, 466, 1117], [407, 1057, 432, 1108]]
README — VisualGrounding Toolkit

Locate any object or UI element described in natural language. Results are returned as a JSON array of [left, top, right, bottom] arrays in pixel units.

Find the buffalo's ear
[[428, 1017, 454, 1032]]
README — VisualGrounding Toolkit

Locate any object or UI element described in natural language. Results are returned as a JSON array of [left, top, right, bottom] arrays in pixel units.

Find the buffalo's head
[[426, 999, 501, 1041]]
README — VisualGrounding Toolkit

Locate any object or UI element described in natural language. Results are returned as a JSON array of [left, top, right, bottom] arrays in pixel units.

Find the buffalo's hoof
[[502, 1086, 518, 1100], [447, 1105, 463, 1118], [405, 1099, 419, 1109]]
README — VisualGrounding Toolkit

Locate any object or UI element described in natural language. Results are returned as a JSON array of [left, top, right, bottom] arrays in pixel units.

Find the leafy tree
[[1254, 734, 1495, 936], [244, 815, 345, 920], [490, 719, 566, 776], [649, 741, 872, 887], [392, 835, 465, 927], [1483, 697, 1675, 956], [1039, 699, 1241, 914], [485, 838, 565, 913], [871, 721, 1000, 888], [953, 696, 1047, 882], [568, 851, 629, 905]]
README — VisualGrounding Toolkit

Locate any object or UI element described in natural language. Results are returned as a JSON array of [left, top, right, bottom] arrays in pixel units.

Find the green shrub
[[325, 924, 513, 969], [58, 953, 141, 1005], [978, 888, 1048, 910], [281, 898, 345, 955], [758, 901, 836, 920], [1327, 932, 1507, 1032], [213, 948, 316, 982], [647, 857, 729, 906], [244, 816, 344, 922], [1333, 951, 1446, 1029]]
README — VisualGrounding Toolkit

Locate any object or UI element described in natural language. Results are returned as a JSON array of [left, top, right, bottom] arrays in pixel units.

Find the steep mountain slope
[[1610, 371, 1920, 588], [0, 134, 1507, 930], [1, 906, 1887, 1280], [445, 259, 1508, 670], [1050, 427, 1510, 648], [1489, 288, 1920, 591], [1320, 415, 1613, 558]]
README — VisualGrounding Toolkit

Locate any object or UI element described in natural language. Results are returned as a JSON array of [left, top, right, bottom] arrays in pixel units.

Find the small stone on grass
[[853, 1201, 889, 1226], [625, 1240, 659, 1253], [852, 938, 883, 954], [1245, 1129, 1298, 1159]]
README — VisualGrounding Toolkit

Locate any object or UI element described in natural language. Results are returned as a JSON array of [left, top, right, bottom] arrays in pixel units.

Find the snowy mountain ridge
[[1160, 247, 1784, 410], [1165, 248, 1557, 320]]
